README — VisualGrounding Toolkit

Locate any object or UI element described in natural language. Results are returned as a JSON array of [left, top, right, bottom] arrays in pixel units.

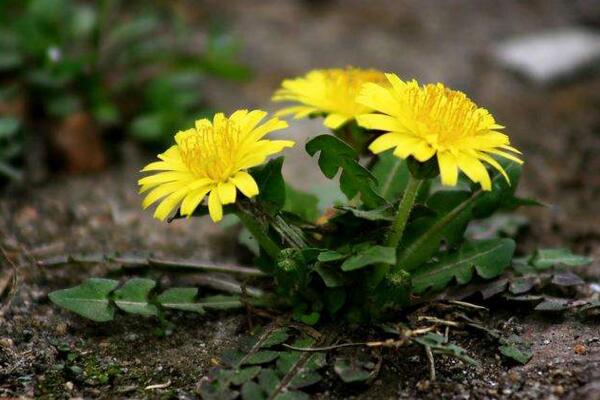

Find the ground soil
[[2, 1, 600, 399]]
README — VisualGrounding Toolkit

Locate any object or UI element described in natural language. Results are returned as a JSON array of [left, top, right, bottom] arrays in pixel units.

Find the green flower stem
[[235, 206, 281, 260], [385, 174, 423, 249], [369, 174, 423, 289], [272, 215, 310, 249]]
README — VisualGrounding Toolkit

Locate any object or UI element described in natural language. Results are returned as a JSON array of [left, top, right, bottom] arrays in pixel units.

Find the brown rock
[[574, 344, 587, 355], [51, 112, 106, 173]]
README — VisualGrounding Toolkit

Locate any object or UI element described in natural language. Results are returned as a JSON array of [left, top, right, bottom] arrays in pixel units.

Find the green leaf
[[0, 117, 20, 139], [498, 345, 532, 364], [251, 157, 286, 213], [414, 333, 477, 365], [156, 287, 205, 314], [324, 288, 346, 314], [273, 392, 310, 400], [498, 335, 532, 364], [370, 268, 410, 311], [129, 114, 165, 143], [372, 150, 409, 201], [231, 367, 261, 385], [333, 356, 376, 383], [260, 328, 290, 348], [275, 337, 315, 373], [398, 161, 522, 271], [341, 245, 396, 271], [243, 351, 280, 365], [314, 263, 345, 288], [411, 239, 515, 293], [283, 185, 319, 223], [241, 381, 265, 400], [288, 370, 322, 390], [113, 278, 158, 316], [258, 368, 280, 393], [317, 250, 346, 263], [306, 135, 385, 208], [200, 295, 242, 310], [0, 52, 22, 71], [49, 278, 118, 322], [529, 248, 592, 270], [534, 298, 571, 311]]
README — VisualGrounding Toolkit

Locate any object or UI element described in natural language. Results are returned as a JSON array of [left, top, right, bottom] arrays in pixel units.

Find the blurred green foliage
[[0, 0, 249, 180]]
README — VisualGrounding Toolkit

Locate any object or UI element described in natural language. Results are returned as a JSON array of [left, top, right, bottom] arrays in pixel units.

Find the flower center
[[178, 120, 242, 181], [407, 84, 486, 149]]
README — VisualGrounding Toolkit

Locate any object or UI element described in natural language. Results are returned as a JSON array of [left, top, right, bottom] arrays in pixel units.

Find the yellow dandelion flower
[[356, 74, 523, 190], [272, 67, 387, 130], [138, 110, 294, 222]]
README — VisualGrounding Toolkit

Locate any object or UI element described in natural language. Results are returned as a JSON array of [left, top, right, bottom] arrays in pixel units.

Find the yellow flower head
[[356, 74, 523, 190], [272, 67, 387, 130], [139, 110, 294, 222]]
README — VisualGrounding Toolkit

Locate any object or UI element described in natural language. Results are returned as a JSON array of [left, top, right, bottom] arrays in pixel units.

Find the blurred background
[[1, 0, 600, 259]]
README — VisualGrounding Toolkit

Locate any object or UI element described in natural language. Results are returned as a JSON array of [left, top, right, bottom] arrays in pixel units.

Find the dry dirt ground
[[2, 1, 600, 399]]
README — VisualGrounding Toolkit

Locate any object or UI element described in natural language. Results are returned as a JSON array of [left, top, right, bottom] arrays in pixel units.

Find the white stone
[[494, 28, 600, 85]]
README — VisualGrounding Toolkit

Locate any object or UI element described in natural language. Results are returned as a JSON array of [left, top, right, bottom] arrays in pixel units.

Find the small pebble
[[574, 343, 586, 355], [553, 385, 565, 395]]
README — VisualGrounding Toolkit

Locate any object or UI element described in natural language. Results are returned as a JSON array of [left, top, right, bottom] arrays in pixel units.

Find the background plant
[[0, 0, 249, 181]]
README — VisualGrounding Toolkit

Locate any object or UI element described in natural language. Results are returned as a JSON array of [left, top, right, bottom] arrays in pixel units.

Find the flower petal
[[357, 113, 406, 132], [323, 113, 349, 129], [217, 181, 237, 205], [357, 82, 402, 117], [437, 151, 458, 187], [180, 187, 211, 217], [208, 190, 223, 222], [153, 187, 189, 221], [142, 181, 184, 209], [457, 154, 492, 190], [230, 171, 259, 198], [369, 132, 404, 154]]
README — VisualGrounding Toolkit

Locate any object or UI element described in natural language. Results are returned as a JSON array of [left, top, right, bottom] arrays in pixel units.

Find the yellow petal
[[412, 141, 436, 162], [237, 140, 295, 170], [323, 114, 349, 129], [356, 82, 401, 117], [275, 106, 319, 119], [175, 129, 198, 146], [180, 187, 211, 216], [138, 171, 193, 188], [153, 188, 189, 221], [229, 109, 249, 123], [369, 132, 403, 154], [230, 171, 259, 198], [240, 110, 267, 132], [457, 154, 491, 190], [247, 117, 288, 142], [142, 181, 184, 209], [217, 181, 237, 205], [141, 161, 174, 172], [437, 152, 458, 187], [485, 149, 524, 165], [476, 152, 510, 184], [208, 190, 223, 222], [385, 73, 407, 93], [356, 113, 406, 132]]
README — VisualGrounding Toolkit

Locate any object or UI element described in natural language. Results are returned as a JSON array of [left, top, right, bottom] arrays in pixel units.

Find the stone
[[493, 28, 600, 85]]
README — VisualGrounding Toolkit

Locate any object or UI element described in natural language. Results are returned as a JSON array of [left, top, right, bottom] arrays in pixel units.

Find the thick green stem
[[235, 207, 281, 260], [368, 175, 422, 288], [385, 175, 423, 249]]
